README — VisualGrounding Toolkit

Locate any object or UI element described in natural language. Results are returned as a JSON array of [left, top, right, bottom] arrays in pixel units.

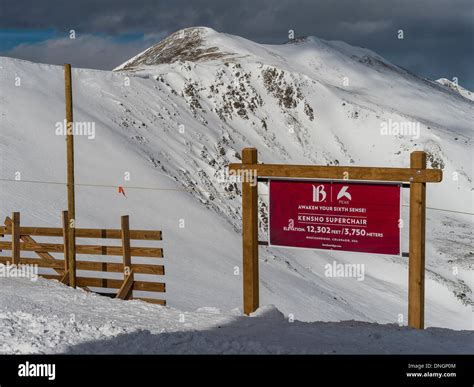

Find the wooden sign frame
[[229, 148, 443, 329]]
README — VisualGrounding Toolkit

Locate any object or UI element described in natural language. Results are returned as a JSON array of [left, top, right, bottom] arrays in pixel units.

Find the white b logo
[[312, 185, 327, 202]]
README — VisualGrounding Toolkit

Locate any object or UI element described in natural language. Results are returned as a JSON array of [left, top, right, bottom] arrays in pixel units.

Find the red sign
[[269, 180, 401, 255]]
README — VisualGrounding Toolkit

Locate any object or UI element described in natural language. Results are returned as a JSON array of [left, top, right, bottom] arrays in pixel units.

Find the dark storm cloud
[[1, 0, 473, 88]]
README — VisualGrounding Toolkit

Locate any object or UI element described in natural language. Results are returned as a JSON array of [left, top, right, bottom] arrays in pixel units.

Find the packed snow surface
[[0, 276, 472, 354]]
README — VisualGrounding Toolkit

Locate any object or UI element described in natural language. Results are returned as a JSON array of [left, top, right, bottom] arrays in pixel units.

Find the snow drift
[[1, 276, 472, 354]]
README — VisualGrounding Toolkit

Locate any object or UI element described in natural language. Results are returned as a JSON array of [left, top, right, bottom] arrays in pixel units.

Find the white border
[[267, 179, 402, 257]]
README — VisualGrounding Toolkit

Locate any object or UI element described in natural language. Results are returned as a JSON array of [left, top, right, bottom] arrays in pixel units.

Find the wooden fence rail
[[0, 242, 163, 257], [0, 211, 166, 305], [0, 226, 162, 240]]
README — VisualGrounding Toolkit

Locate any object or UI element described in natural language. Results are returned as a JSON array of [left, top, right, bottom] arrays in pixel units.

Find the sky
[[1, 0, 473, 89]]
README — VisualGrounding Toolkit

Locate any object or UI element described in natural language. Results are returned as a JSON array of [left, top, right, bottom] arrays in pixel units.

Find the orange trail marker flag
[[118, 186, 126, 197]]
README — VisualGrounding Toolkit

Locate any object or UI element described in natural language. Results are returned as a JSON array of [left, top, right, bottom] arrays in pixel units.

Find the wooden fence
[[0, 211, 165, 305]]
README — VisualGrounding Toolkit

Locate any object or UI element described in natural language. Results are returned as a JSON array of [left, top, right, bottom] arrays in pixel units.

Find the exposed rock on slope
[[115, 27, 234, 71]]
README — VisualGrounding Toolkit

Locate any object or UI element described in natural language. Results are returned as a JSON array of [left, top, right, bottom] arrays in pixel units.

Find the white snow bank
[[0, 276, 472, 354]]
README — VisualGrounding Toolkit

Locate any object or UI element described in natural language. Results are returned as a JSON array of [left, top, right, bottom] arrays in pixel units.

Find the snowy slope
[[1, 276, 472, 354], [0, 27, 472, 331]]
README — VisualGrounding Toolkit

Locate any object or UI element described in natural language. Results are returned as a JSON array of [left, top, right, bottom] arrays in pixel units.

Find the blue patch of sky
[[0, 28, 58, 51], [0, 29, 147, 52]]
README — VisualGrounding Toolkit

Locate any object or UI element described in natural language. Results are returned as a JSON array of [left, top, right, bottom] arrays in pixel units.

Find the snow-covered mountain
[[436, 78, 474, 102], [0, 27, 472, 330]]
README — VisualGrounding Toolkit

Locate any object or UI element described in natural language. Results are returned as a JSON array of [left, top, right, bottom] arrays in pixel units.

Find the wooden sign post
[[229, 148, 442, 329], [408, 151, 427, 329], [64, 64, 76, 288], [241, 148, 259, 315]]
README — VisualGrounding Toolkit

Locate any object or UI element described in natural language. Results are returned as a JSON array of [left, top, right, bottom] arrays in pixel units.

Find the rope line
[[0, 177, 237, 194], [0, 177, 472, 216]]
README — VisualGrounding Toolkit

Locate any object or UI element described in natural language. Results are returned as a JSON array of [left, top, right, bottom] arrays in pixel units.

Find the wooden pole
[[11, 212, 20, 265], [229, 163, 441, 183], [61, 210, 70, 284], [117, 215, 133, 300], [408, 151, 426, 329], [61, 211, 70, 271], [121, 215, 132, 270], [64, 64, 76, 288], [241, 148, 259, 315]]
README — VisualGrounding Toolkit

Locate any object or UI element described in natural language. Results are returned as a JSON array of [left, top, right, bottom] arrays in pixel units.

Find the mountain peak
[[114, 27, 233, 71], [436, 78, 474, 101], [285, 36, 312, 44], [115, 27, 397, 75]]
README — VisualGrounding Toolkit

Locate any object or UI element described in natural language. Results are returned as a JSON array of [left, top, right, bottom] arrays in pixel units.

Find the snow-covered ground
[[0, 27, 472, 352], [1, 276, 472, 354]]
